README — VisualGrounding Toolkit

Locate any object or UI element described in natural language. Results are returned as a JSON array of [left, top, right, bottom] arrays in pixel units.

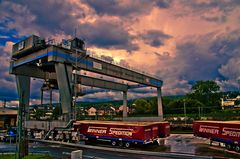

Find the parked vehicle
[[26, 120, 170, 148], [73, 120, 170, 147], [193, 120, 240, 152], [3, 127, 17, 142]]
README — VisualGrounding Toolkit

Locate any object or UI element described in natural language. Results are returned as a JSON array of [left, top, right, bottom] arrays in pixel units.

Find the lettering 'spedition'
[[222, 127, 240, 138]]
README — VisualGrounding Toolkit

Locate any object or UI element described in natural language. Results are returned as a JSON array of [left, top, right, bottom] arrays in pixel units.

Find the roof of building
[[88, 107, 96, 112], [0, 107, 18, 115]]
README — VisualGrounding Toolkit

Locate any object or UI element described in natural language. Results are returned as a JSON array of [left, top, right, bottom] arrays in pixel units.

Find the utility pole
[[198, 106, 201, 119], [183, 100, 186, 117], [73, 48, 79, 120], [183, 99, 187, 124]]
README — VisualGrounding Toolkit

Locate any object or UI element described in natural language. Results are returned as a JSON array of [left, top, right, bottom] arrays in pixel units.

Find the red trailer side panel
[[158, 122, 170, 137], [193, 121, 240, 145], [73, 120, 169, 144]]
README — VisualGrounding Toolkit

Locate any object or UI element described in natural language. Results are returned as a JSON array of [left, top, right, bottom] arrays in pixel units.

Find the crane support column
[[123, 91, 128, 118], [157, 87, 163, 120], [16, 75, 30, 158], [55, 63, 73, 121]]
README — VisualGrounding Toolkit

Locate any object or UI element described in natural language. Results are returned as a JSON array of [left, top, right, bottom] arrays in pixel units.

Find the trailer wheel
[[226, 144, 232, 150], [235, 145, 240, 152], [125, 142, 130, 148], [118, 141, 123, 147], [153, 140, 159, 145], [111, 141, 117, 146]]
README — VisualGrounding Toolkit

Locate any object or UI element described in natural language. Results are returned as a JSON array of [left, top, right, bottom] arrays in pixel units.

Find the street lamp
[[183, 99, 187, 125], [183, 99, 186, 118], [237, 77, 240, 93]]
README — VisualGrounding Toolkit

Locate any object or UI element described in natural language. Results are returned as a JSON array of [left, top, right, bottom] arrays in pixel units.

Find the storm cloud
[[141, 30, 172, 47], [0, 0, 239, 102]]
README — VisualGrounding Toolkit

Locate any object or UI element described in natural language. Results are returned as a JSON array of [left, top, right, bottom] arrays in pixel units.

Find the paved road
[[0, 142, 175, 159], [0, 134, 239, 159]]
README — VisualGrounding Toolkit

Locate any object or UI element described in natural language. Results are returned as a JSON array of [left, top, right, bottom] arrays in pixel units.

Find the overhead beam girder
[[76, 75, 128, 92], [128, 84, 147, 89], [10, 63, 46, 79], [52, 52, 162, 87], [11, 65, 129, 92], [12, 46, 163, 88]]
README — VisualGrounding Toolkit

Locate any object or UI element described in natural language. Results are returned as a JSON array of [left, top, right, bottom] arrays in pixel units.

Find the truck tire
[[125, 142, 130, 148], [153, 140, 159, 145], [118, 141, 123, 147], [209, 139, 213, 146], [226, 144, 232, 150], [235, 145, 240, 152], [111, 141, 117, 146]]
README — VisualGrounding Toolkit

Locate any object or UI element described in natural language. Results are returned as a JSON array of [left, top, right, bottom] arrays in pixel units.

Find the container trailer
[[26, 120, 170, 148], [73, 120, 170, 147], [193, 120, 240, 152]]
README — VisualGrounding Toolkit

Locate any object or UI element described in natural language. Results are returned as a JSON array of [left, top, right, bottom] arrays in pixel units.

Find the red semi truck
[[193, 121, 240, 152], [73, 120, 170, 147]]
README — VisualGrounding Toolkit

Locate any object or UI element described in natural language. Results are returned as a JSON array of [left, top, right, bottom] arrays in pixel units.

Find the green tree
[[187, 80, 221, 110], [149, 97, 173, 115], [184, 99, 204, 114], [52, 104, 62, 120], [133, 99, 151, 115], [166, 99, 184, 114], [35, 109, 45, 120], [164, 98, 204, 115], [149, 97, 157, 115]]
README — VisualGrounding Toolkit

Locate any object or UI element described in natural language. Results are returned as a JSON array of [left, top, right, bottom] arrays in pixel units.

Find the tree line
[[34, 80, 239, 119], [131, 80, 223, 116]]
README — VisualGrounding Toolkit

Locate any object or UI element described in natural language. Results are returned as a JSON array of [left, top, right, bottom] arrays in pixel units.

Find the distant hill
[[11, 95, 186, 109], [76, 95, 185, 108]]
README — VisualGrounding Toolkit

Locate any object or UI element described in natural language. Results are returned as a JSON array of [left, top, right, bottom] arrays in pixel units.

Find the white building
[[221, 95, 240, 109], [87, 107, 96, 116]]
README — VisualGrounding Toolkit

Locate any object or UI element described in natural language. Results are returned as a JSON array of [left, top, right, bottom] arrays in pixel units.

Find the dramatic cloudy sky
[[0, 0, 240, 105]]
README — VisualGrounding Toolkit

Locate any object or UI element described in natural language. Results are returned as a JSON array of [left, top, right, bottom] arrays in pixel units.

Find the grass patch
[[0, 155, 14, 159], [0, 154, 52, 159]]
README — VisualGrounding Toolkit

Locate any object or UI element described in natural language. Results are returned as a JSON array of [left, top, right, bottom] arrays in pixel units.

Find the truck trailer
[[193, 120, 240, 152], [73, 120, 170, 147]]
